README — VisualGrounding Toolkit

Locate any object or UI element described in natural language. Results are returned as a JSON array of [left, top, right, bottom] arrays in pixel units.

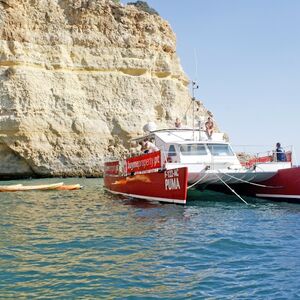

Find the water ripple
[[0, 178, 299, 299]]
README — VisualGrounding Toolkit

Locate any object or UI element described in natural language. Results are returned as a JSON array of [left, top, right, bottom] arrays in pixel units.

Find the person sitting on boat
[[275, 142, 287, 162], [139, 139, 159, 154], [144, 139, 159, 153], [205, 117, 214, 139], [175, 118, 181, 128], [138, 141, 147, 153]]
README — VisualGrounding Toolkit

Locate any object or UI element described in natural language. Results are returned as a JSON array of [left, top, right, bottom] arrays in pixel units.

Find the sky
[[122, 0, 300, 162]]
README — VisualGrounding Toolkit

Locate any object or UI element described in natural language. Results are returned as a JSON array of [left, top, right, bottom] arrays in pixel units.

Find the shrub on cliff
[[127, 1, 159, 15]]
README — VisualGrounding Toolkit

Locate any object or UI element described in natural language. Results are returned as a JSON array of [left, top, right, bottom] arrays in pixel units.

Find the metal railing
[[232, 145, 295, 166]]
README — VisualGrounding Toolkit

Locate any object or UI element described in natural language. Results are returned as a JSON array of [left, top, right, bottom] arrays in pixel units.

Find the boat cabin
[[132, 128, 242, 170]]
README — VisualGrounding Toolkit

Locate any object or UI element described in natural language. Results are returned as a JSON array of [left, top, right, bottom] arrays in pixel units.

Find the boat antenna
[[192, 81, 199, 140]]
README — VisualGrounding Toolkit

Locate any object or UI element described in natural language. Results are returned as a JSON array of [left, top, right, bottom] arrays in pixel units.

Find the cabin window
[[207, 144, 234, 156], [168, 145, 177, 156], [180, 144, 207, 156]]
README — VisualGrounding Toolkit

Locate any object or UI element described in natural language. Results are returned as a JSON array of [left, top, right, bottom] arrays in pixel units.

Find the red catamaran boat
[[104, 125, 300, 204], [104, 151, 188, 204]]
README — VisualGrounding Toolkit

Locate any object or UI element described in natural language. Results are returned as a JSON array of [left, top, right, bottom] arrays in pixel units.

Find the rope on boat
[[218, 171, 282, 188], [187, 173, 209, 190], [214, 173, 249, 205]]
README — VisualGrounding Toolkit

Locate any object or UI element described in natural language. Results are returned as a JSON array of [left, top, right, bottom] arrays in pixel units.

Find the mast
[[192, 81, 199, 141]]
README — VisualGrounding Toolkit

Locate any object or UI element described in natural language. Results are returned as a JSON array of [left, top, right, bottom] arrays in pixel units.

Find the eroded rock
[[0, 0, 213, 178]]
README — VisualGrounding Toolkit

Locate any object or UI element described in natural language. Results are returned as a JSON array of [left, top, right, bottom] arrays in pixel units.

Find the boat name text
[[165, 169, 181, 190]]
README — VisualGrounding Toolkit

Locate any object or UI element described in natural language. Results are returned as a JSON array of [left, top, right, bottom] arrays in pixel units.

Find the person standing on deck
[[275, 142, 287, 162]]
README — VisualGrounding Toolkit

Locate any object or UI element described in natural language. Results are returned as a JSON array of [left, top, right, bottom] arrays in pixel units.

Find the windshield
[[207, 144, 234, 156], [168, 145, 177, 157], [180, 144, 208, 156]]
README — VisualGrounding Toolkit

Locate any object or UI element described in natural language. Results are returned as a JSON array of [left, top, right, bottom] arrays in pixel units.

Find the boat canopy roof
[[131, 128, 226, 144]]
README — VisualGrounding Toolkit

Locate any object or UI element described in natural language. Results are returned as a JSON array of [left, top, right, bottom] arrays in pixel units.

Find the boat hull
[[104, 167, 188, 204], [206, 167, 300, 203], [244, 167, 300, 202]]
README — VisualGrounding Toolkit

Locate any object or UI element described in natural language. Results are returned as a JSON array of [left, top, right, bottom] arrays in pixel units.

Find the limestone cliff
[[0, 0, 212, 178]]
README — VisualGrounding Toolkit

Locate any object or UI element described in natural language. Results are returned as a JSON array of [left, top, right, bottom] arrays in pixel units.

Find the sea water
[[0, 178, 299, 299]]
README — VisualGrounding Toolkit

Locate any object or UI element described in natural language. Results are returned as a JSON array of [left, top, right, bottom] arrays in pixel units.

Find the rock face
[[0, 0, 212, 178]]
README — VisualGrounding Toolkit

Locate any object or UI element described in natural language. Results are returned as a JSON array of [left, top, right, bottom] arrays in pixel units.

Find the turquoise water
[[0, 178, 299, 299]]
